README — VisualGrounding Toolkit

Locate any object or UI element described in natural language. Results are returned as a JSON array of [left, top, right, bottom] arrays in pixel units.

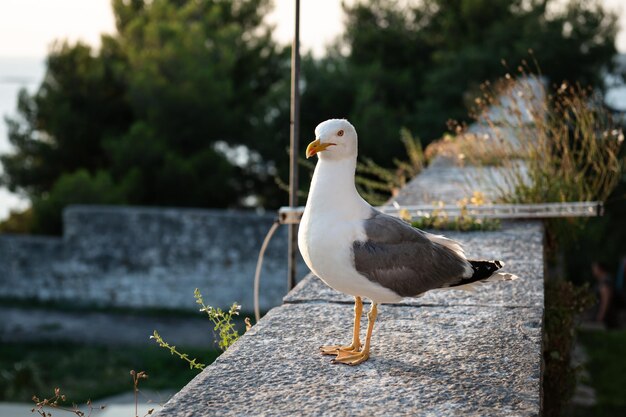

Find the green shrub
[[31, 169, 127, 235], [543, 279, 594, 416]]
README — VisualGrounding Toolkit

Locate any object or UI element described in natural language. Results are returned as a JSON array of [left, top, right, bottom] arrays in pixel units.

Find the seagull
[[298, 119, 517, 366]]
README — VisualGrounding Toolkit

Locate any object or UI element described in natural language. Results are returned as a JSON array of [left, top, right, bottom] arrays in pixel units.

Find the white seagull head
[[306, 119, 358, 161]]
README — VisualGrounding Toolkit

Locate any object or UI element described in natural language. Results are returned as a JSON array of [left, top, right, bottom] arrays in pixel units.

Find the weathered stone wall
[[0, 206, 304, 311]]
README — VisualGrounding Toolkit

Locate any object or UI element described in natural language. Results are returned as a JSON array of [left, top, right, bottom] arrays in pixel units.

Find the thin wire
[[254, 220, 281, 322]]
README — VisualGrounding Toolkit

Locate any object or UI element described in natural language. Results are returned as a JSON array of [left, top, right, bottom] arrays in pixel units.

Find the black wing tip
[[450, 260, 504, 287]]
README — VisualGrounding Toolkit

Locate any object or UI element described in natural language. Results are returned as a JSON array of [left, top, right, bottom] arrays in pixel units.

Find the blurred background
[[0, 1, 625, 416]]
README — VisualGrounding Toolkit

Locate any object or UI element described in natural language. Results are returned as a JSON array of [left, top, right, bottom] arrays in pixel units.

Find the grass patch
[[576, 329, 626, 416], [0, 342, 220, 404]]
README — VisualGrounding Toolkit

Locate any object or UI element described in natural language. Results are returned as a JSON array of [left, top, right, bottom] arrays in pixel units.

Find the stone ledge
[[156, 302, 542, 417]]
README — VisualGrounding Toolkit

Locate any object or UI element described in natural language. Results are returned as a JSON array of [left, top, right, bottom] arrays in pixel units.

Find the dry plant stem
[[450, 67, 622, 212], [32, 387, 104, 417], [130, 370, 154, 417]]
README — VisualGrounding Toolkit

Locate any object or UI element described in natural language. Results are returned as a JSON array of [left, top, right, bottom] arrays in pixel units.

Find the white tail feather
[[434, 272, 519, 293], [488, 272, 519, 282]]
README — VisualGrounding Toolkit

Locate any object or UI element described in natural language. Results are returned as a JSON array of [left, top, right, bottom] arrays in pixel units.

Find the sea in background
[[0, 57, 44, 220]]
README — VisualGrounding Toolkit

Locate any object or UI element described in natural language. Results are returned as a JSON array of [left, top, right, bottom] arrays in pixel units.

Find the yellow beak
[[305, 139, 336, 158]]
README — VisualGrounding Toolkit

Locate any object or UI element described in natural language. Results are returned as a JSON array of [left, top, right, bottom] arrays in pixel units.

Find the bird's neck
[[306, 157, 367, 217]]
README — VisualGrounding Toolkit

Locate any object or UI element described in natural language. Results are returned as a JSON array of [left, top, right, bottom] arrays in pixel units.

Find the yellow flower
[[470, 191, 486, 206], [398, 208, 412, 222]]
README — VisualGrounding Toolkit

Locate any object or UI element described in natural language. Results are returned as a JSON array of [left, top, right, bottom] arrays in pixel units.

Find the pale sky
[[0, 0, 349, 57], [0, 0, 625, 58]]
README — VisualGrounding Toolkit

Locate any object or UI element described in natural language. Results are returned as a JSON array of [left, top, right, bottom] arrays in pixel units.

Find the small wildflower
[[398, 208, 412, 222], [470, 191, 486, 206]]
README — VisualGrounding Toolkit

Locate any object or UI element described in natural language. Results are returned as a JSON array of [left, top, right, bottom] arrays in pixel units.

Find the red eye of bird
[[337, 130, 344, 137]]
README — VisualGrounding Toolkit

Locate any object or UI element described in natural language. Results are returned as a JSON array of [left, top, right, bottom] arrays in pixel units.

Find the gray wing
[[353, 210, 471, 297]]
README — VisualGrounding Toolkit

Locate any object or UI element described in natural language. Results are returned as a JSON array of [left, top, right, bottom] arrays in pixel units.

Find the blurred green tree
[[299, 0, 618, 162], [1, 0, 287, 234], [0, 0, 619, 234]]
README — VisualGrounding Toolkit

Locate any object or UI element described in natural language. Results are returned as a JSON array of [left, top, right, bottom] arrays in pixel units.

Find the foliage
[[411, 215, 499, 232], [194, 289, 243, 351], [425, 130, 523, 166], [298, 0, 618, 166], [1, 0, 619, 233], [0, 343, 219, 403], [408, 192, 501, 231], [576, 329, 626, 416], [32, 170, 128, 235], [151, 289, 244, 371], [32, 387, 106, 417], [543, 279, 594, 417], [1, 40, 132, 198], [355, 128, 425, 205], [455, 70, 624, 250], [0, 207, 33, 234], [150, 331, 206, 371], [30, 371, 153, 417], [468, 73, 623, 206], [1, 0, 287, 233]]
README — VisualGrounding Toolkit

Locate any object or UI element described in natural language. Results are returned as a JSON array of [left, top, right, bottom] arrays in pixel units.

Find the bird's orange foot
[[319, 343, 360, 356], [331, 349, 369, 366]]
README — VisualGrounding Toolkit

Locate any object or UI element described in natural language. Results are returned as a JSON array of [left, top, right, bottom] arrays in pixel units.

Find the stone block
[[157, 302, 542, 417]]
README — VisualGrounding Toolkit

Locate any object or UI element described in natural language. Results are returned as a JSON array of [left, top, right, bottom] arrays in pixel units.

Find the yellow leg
[[332, 302, 378, 366], [320, 296, 362, 355]]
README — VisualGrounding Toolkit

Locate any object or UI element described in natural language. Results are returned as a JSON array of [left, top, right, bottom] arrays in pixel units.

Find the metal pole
[[288, 0, 301, 291]]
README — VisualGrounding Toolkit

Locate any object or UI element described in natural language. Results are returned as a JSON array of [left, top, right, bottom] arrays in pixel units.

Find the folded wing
[[352, 210, 473, 297]]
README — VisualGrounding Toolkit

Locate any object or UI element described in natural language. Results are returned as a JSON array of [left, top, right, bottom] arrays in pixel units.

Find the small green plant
[[150, 331, 206, 371], [194, 289, 242, 351], [407, 192, 500, 231], [411, 214, 500, 232], [152, 289, 245, 371]]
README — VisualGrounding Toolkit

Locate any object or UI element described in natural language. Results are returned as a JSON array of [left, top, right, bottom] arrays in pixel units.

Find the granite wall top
[[157, 302, 542, 417]]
